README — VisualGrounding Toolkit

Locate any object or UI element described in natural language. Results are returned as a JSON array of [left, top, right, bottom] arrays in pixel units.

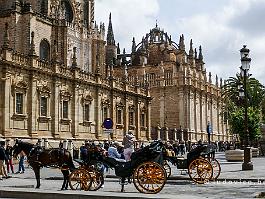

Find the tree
[[222, 74, 265, 142]]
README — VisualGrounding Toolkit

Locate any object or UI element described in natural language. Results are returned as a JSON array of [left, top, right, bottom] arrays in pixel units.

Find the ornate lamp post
[[239, 45, 253, 170]]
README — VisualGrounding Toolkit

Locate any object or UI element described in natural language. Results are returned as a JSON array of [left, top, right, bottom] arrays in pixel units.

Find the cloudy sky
[[95, 0, 265, 84]]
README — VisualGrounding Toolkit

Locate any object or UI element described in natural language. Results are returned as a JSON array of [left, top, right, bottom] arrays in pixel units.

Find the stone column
[[44, 138, 48, 149], [68, 139, 73, 157], [173, 128, 177, 141], [27, 71, 38, 138], [157, 124, 161, 140], [71, 83, 79, 138], [135, 99, 141, 140], [164, 126, 169, 141], [51, 79, 60, 138], [95, 85, 102, 139], [147, 100, 152, 141], [63, 139, 68, 149]]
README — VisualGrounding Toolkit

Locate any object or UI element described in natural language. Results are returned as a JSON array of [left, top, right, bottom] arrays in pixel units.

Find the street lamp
[[239, 45, 253, 171]]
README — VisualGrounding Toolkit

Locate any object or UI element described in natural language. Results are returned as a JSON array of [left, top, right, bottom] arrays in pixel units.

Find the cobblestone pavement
[[0, 152, 264, 199]]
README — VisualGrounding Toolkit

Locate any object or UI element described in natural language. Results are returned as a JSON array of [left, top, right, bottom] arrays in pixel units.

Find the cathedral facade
[[108, 22, 230, 142], [0, 0, 152, 143]]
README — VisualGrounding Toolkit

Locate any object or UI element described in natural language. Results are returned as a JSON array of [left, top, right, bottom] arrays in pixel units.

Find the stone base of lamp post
[[242, 147, 253, 170]]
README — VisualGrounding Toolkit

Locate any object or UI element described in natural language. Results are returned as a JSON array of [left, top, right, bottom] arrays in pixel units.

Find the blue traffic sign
[[103, 118, 113, 129]]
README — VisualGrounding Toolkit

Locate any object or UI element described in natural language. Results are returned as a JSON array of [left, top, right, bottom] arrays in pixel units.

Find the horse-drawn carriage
[[69, 140, 167, 194], [12, 140, 220, 193], [163, 144, 221, 184]]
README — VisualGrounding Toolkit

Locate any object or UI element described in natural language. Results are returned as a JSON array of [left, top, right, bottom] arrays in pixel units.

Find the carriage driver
[[122, 131, 135, 161]]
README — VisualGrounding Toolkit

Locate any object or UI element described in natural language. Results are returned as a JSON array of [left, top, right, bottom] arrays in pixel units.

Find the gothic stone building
[[0, 0, 152, 144], [107, 22, 230, 142]]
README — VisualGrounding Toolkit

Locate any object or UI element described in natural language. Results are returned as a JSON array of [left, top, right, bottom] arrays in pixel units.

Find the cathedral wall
[[32, 17, 53, 57]]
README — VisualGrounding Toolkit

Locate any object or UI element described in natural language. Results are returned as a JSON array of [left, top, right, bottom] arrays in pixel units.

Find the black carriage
[[69, 141, 167, 194], [163, 144, 221, 184]]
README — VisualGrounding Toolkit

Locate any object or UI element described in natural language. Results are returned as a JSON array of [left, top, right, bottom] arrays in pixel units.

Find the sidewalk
[[0, 152, 264, 199]]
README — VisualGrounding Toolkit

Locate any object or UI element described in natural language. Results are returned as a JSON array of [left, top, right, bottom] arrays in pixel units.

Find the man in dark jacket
[[0, 141, 8, 180]]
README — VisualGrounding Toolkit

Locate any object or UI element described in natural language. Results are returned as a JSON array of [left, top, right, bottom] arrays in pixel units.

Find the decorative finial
[[194, 48, 197, 59], [72, 47, 77, 68], [117, 43, 120, 54], [29, 31, 36, 55], [132, 37, 136, 53], [189, 39, 194, 57], [209, 72, 212, 83], [198, 45, 203, 60]]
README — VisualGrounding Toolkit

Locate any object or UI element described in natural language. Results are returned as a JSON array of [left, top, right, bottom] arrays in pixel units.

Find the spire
[[179, 34, 185, 50], [107, 12, 115, 45], [72, 47, 77, 68], [189, 39, 194, 57], [194, 48, 197, 59], [2, 23, 10, 49], [220, 78, 223, 88], [122, 48, 126, 64], [216, 75, 218, 87], [209, 72, 212, 83], [117, 43, 120, 54], [132, 37, 136, 53], [198, 45, 203, 60]]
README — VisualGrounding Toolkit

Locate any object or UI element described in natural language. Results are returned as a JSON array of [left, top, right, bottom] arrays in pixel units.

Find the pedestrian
[[0, 141, 8, 180], [5, 143, 14, 174], [16, 150, 25, 174], [122, 131, 135, 161]]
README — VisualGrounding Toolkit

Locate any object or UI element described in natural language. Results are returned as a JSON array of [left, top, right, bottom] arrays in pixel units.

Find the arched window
[[83, 0, 89, 27], [39, 39, 50, 61], [62, 0, 74, 23], [40, 0, 48, 16]]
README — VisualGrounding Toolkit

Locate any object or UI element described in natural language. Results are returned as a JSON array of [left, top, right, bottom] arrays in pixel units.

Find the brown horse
[[12, 140, 75, 189]]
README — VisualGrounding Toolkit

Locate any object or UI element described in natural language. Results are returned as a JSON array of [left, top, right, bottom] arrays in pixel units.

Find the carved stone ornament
[[11, 80, 28, 96], [60, 90, 72, 101], [37, 85, 51, 96], [82, 94, 93, 104]]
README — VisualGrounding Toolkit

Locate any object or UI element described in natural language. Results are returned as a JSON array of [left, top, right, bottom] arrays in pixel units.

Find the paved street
[[0, 152, 265, 199]]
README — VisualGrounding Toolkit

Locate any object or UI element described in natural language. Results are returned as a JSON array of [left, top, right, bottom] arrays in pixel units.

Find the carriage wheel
[[210, 158, 221, 180], [188, 158, 213, 184], [133, 161, 166, 194], [69, 169, 92, 191], [88, 168, 104, 191], [163, 161, 171, 178]]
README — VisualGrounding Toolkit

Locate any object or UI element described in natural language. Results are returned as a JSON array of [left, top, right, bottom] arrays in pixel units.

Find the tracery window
[[40, 39, 50, 60], [62, 0, 74, 23]]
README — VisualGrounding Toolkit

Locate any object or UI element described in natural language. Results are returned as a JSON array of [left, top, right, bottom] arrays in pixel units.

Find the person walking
[[0, 141, 8, 180], [16, 150, 25, 174], [5, 143, 14, 174], [122, 131, 135, 161]]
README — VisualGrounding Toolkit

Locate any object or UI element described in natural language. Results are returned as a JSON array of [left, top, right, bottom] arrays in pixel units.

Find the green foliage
[[222, 75, 265, 142], [229, 107, 261, 141]]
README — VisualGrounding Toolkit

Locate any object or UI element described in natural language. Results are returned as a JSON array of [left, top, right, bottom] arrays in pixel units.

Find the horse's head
[[12, 139, 22, 158]]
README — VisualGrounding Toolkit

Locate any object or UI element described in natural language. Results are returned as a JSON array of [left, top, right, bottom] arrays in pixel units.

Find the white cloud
[[96, 0, 159, 52], [95, 0, 265, 84]]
